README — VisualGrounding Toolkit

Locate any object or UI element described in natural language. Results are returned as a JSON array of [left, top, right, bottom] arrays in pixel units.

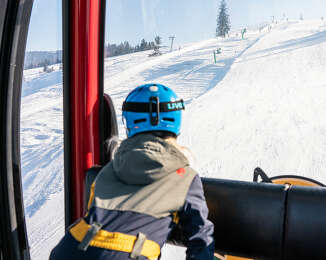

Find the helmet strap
[[149, 96, 160, 126]]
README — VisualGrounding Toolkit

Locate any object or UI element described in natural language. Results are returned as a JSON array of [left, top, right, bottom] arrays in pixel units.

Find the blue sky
[[26, 0, 326, 51], [26, 0, 62, 51]]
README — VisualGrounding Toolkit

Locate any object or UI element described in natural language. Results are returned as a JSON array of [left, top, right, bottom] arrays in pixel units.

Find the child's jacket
[[50, 133, 214, 260]]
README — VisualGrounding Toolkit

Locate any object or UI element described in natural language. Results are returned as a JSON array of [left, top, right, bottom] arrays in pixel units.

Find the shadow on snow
[[241, 29, 326, 62], [141, 36, 261, 102]]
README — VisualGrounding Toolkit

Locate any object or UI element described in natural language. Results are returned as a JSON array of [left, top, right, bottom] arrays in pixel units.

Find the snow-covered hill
[[21, 19, 326, 259], [182, 19, 326, 182]]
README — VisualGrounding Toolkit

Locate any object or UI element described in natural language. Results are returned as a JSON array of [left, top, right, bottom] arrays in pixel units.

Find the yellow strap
[[70, 219, 160, 260], [87, 182, 96, 210], [172, 212, 179, 224], [84, 181, 96, 218]]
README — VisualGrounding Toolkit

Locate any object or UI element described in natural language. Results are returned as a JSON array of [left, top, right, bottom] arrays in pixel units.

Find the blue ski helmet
[[122, 84, 185, 137]]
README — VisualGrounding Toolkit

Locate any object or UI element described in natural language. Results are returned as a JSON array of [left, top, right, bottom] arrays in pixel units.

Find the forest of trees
[[24, 50, 62, 70], [24, 37, 162, 71], [105, 36, 161, 57]]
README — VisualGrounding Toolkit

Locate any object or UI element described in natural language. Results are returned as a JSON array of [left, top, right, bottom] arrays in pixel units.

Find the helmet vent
[[163, 117, 175, 122], [134, 118, 146, 124]]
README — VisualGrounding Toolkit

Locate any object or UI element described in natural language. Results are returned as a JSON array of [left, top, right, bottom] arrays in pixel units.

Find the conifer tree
[[140, 39, 147, 51], [154, 36, 162, 46], [216, 0, 231, 38], [149, 36, 162, 56]]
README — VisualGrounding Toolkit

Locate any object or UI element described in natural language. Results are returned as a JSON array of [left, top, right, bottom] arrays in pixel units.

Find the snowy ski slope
[[20, 19, 326, 259]]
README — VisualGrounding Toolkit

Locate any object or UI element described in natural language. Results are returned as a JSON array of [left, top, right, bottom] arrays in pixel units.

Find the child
[[50, 84, 215, 260]]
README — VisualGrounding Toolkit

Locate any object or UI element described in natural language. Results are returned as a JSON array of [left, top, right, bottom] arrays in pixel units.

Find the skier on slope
[[49, 83, 215, 260]]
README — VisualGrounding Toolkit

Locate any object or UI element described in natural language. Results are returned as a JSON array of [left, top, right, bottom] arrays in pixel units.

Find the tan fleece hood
[[112, 134, 189, 185], [93, 133, 197, 218]]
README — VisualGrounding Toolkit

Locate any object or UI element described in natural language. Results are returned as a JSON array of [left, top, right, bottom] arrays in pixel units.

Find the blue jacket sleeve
[[178, 175, 215, 260]]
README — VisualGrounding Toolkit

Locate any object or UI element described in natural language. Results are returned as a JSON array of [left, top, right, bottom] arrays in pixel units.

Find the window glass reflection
[[21, 1, 64, 259]]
